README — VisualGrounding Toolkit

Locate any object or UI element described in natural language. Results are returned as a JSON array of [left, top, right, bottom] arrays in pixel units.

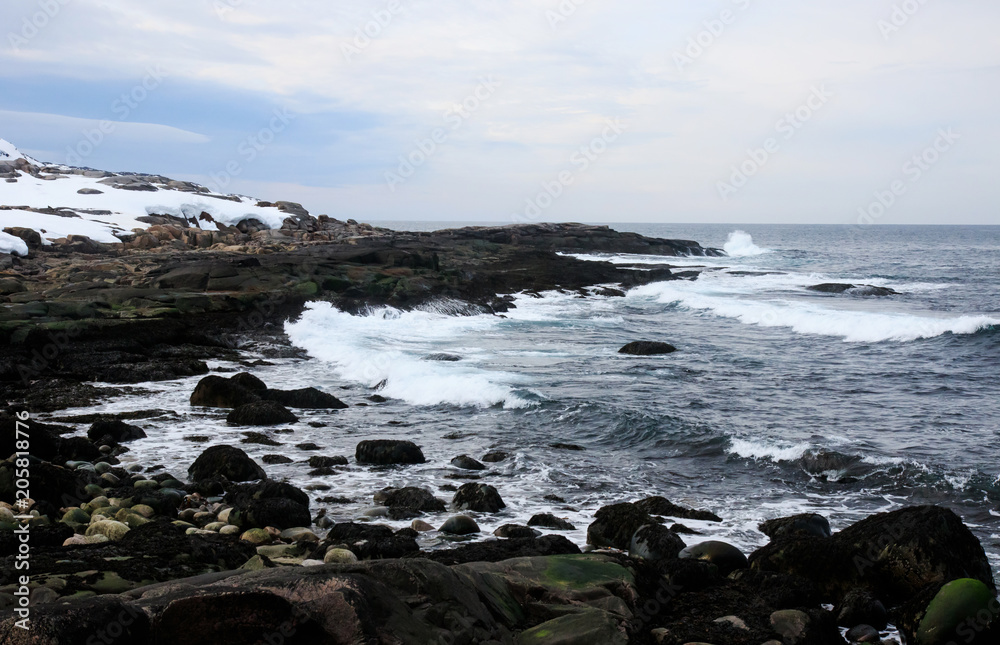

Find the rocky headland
[[1, 146, 997, 644]]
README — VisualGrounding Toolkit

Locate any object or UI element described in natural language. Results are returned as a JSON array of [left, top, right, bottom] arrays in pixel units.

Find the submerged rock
[[807, 283, 899, 296], [528, 513, 575, 531], [451, 455, 487, 471], [377, 487, 447, 513], [634, 496, 722, 523], [440, 515, 480, 535], [263, 387, 348, 409], [87, 419, 147, 445], [190, 375, 261, 408], [618, 341, 677, 355]]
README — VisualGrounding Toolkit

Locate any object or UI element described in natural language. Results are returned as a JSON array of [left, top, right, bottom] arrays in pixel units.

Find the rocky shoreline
[[1, 219, 998, 644]]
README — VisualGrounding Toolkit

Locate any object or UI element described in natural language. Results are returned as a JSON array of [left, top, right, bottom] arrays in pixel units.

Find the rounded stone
[[324, 548, 359, 564], [917, 578, 998, 645], [61, 508, 91, 524], [219, 524, 241, 536], [411, 519, 435, 532], [440, 515, 480, 535], [84, 520, 130, 541], [240, 528, 272, 545], [678, 540, 748, 576]]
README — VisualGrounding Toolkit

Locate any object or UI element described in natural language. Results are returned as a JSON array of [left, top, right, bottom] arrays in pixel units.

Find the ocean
[[57, 223, 1000, 577]]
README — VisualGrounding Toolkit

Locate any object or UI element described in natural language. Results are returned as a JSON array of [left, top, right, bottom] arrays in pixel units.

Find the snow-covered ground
[[0, 138, 297, 253]]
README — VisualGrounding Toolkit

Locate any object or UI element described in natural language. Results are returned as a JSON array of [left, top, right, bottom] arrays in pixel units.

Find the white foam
[[285, 302, 531, 408], [628, 280, 1000, 343], [729, 438, 811, 462], [723, 230, 770, 257]]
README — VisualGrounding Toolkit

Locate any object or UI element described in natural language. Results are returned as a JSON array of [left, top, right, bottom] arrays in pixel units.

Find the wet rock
[[679, 541, 749, 576], [749, 506, 995, 607], [494, 524, 541, 539], [481, 450, 509, 462], [550, 443, 585, 451], [528, 513, 575, 531], [425, 353, 461, 362], [323, 547, 359, 564], [451, 455, 487, 470], [229, 371, 268, 391], [629, 523, 685, 561], [226, 400, 298, 426], [634, 496, 722, 522], [440, 515, 480, 535], [904, 578, 999, 645], [87, 419, 147, 445], [845, 624, 881, 643], [318, 522, 419, 560], [618, 341, 677, 355], [836, 588, 888, 630], [807, 283, 898, 296], [517, 609, 628, 645], [587, 502, 656, 551], [377, 487, 447, 513], [411, 519, 435, 532], [188, 445, 266, 482], [190, 374, 261, 407], [240, 431, 282, 446], [770, 609, 811, 643], [226, 479, 311, 530], [760, 513, 832, 540], [425, 535, 581, 566], [261, 454, 292, 465], [356, 439, 425, 465], [307, 455, 348, 468], [263, 387, 348, 409], [453, 483, 505, 513]]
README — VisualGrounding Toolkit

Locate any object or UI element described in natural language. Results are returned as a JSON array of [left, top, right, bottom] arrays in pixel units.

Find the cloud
[[1, 0, 999, 223]]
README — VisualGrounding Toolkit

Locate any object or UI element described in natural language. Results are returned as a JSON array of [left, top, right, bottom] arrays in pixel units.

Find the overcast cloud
[[2, 0, 998, 224]]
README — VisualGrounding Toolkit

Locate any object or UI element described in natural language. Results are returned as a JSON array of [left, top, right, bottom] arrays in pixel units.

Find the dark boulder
[[263, 387, 348, 409], [356, 439, 425, 465], [307, 455, 348, 468], [424, 535, 581, 566], [587, 502, 656, 551], [316, 522, 420, 560], [440, 515, 481, 535], [87, 419, 147, 444], [481, 451, 509, 462], [618, 341, 677, 355], [226, 401, 298, 426], [189, 375, 260, 408], [679, 540, 749, 576], [230, 371, 268, 391], [807, 283, 899, 297], [450, 455, 486, 471], [0, 596, 150, 643], [835, 588, 887, 630], [453, 483, 505, 513], [528, 513, 575, 531], [188, 445, 266, 482], [629, 523, 685, 561], [760, 513, 832, 540], [377, 487, 446, 513], [749, 505, 995, 607], [494, 524, 541, 539], [634, 496, 722, 522], [0, 460, 98, 510], [226, 479, 311, 530]]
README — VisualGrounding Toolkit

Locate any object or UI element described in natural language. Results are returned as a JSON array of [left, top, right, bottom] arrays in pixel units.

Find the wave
[[284, 302, 531, 408], [723, 230, 770, 257], [729, 438, 810, 462], [629, 281, 1000, 343]]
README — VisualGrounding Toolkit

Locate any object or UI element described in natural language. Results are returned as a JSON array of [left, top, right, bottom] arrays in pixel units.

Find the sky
[[1, 0, 998, 225]]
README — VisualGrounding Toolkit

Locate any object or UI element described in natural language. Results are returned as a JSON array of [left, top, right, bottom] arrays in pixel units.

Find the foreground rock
[[226, 400, 298, 426]]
